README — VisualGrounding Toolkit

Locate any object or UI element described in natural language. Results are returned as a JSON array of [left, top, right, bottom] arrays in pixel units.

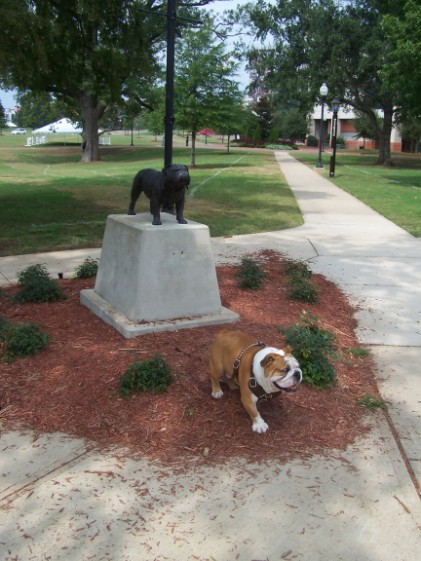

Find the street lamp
[[164, 0, 176, 168], [329, 99, 340, 177], [316, 82, 328, 168]]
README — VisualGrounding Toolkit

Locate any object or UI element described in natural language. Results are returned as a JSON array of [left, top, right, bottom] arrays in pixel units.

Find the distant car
[[11, 128, 26, 135]]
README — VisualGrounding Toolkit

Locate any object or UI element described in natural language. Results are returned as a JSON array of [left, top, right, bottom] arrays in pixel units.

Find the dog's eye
[[283, 366, 291, 374]]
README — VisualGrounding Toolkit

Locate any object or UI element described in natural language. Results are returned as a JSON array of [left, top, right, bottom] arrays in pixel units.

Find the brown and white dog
[[209, 330, 302, 433]]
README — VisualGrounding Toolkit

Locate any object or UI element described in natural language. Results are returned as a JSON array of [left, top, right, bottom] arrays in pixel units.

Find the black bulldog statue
[[128, 164, 191, 225]]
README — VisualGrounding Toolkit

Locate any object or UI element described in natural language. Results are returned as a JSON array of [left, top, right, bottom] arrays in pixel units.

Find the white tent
[[33, 118, 82, 135]]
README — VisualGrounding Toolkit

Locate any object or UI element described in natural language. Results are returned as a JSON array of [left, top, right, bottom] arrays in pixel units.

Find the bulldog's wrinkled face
[[164, 164, 191, 189], [253, 347, 302, 395]]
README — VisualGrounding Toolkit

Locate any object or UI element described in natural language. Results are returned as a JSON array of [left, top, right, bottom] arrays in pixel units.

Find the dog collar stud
[[232, 341, 265, 379]]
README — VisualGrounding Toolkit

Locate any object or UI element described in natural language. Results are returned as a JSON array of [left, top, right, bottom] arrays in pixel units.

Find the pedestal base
[[80, 213, 239, 338]]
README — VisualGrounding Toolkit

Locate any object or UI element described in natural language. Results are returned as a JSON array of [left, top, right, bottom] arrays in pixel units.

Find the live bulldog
[[210, 330, 302, 433]]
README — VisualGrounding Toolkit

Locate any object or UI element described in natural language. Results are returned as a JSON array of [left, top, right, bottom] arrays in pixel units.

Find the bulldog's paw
[[212, 390, 224, 399], [252, 416, 269, 433]]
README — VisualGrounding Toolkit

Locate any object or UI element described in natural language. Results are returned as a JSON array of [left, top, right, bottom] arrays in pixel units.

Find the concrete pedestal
[[80, 214, 239, 338]]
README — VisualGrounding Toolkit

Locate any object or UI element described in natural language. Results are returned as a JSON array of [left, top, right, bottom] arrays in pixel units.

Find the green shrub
[[284, 259, 318, 303], [14, 263, 64, 303], [3, 322, 49, 361], [284, 259, 312, 279], [0, 316, 12, 340], [265, 144, 294, 151], [282, 313, 336, 388], [287, 277, 319, 303], [236, 258, 265, 290], [74, 257, 99, 279], [17, 263, 50, 285], [119, 353, 172, 396], [306, 134, 318, 147]]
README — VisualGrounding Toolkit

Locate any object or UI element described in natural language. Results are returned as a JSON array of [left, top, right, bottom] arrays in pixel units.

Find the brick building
[[310, 104, 402, 151]]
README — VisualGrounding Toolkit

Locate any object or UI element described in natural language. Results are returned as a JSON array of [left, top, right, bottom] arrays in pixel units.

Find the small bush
[[282, 313, 336, 389], [287, 277, 319, 303], [284, 259, 318, 303], [236, 258, 265, 290], [17, 263, 50, 285], [74, 257, 99, 279], [306, 134, 318, 147], [3, 322, 49, 361], [14, 263, 64, 303], [0, 316, 12, 340], [284, 259, 312, 279], [119, 353, 172, 396], [232, 136, 266, 148], [265, 144, 294, 151]]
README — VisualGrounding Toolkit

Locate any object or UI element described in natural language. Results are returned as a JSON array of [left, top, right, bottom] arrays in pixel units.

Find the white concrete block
[[80, 213, 239, 337]]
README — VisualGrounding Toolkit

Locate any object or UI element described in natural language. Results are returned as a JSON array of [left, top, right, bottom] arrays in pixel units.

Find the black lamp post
[[329, 99, 339, 177], [164, 0, 176, 168], [316, 82, 328, 168]]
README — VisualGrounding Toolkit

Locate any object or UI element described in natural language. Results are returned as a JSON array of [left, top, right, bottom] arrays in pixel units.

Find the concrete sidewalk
[[1, 151, 420, 561]]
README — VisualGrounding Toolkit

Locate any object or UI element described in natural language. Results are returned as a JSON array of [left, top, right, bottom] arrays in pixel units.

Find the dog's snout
[[293, 370, 303, 382]]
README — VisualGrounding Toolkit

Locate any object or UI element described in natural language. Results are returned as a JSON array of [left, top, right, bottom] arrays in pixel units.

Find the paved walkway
[[1, 151, 420, 561]]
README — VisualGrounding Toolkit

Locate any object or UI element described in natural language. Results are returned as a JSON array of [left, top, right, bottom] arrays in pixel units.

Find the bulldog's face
[[253, 347, 302, 395], [164, 164, 191, 190]]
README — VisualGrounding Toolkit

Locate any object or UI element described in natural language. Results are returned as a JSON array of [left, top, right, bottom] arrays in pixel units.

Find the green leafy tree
[[382, 0, 421, 118], [275, 108, 308, 143], [400, 118, 421, 153], [217, 103, 248, 153], [174, 16, 243, 166], [144, 87, 166, 140], [15, 91, 69, 130], [0, 100, 6, 134], [1, 0, 214, 162], [245, 0, 406, 165], [353, 110, 383, 144], [250, 95, 273, 141]]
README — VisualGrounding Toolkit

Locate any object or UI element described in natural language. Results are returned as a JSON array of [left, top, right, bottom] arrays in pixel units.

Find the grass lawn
[[293, 150, 421, 237], [0, 132, 303, 256], [2, 129, 420, 257]]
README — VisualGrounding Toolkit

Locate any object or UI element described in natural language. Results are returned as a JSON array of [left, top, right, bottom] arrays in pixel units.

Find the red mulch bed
[[0, 251, 378, 465]]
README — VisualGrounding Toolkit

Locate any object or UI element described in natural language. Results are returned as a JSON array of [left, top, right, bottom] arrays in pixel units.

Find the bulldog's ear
[[284, 345, 293, 355], [260, 354, 274, 367]]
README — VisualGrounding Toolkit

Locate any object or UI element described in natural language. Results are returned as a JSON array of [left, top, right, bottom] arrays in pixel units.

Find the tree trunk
[[79, 92, 104, 163], [191, 130, 197, 167], [376, 106, 394, 166]]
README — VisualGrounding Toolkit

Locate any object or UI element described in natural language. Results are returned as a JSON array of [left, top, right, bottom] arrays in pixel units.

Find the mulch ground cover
[[0, 251, 379, 465]]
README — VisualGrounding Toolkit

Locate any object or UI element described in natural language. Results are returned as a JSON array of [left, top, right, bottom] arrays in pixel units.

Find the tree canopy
[[0, 0, 214, 162], [0, 101, 6, 133], [382, 0, 421, 119], [244, 0, 412, 164], [174, 15, 244, 165]]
